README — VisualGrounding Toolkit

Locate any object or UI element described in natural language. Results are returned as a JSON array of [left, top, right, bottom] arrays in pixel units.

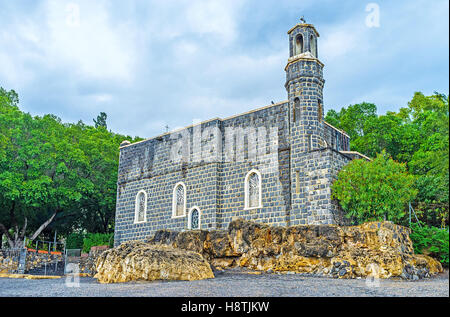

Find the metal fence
[[0, 248, 27, 274], [0, 238, 67, 275], [64, 249, 82, 274], [24, 239, 66, 275]]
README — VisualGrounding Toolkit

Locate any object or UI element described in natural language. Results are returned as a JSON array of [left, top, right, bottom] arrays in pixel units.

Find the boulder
[[94, 241, 214, 283]]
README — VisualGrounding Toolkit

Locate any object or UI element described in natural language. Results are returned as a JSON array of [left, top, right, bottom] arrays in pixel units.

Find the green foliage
[[93, 112, 108, 129], [327, 92, 449, 228], [331, 151, 417, 225], [82, 233, 114, 253], [0, 86, 142, 246], [66, 232, 86, 249], [409, 223, 449, 267], [324, 102, 377, 142]]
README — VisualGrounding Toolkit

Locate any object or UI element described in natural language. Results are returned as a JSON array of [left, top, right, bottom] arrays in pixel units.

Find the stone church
[[113, 21, 368, 246]]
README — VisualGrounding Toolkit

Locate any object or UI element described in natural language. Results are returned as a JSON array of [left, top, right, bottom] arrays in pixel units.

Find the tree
[[407, 92, 449, 227], [325, 92, 449, 227], [93, 112, 108, 129], [331, 151, 417, 225], [1, 87, 141, 246], [66, 122, 132, 233], [0, 92, 92, 247], [325, 102, 377, 141]]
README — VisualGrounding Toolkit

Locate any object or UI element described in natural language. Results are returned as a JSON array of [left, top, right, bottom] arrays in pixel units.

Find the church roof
[[287, 23, 320, 37]]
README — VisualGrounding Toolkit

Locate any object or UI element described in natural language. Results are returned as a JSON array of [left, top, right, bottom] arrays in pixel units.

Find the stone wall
[[114, 96, 353, 247], [290, 148, 351, 226], [0, 249, 63, 274], [114, 102, 294, 246]]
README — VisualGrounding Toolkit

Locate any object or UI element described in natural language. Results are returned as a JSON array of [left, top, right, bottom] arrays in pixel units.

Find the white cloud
[[0, 0, 447, 139], [93, 93, 113, 103], [185, 0, 243, 45], [44, 0, 137, 82], [0, 0, 139, 89]]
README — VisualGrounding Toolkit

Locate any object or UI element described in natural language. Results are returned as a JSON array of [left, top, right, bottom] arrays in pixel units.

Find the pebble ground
[[0, 269, 448, 297]]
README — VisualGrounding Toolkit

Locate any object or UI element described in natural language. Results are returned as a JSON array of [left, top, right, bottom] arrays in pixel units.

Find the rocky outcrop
[[79, 246, 110, 276], [146, 219, 443, 279], [94, 241, 214, 283]]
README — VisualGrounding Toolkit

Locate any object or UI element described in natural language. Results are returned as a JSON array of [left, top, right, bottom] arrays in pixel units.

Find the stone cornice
[[287, 23, 320, 37], [284, 56, 324, 71]]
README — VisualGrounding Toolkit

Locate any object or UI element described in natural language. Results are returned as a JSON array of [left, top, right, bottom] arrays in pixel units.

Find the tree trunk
[[29, 211, 58, 241], [1, 211, 60, 248], [0, 223, 15, 248]]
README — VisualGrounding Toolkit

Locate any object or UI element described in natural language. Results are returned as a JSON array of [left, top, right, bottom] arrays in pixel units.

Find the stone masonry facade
[[113, 21, 368, 246]]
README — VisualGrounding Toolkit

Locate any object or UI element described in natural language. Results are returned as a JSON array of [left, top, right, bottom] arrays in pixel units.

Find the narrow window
[[296, 171, 300, 194], [310, 35, 316, 57], [318, 99, 323, 122], [188, 207, 201, 230], [295, 34, 303, 55], [293, 97, 300, 122], [134, 190, 147, 223], [172, 182, 186, 218], [307, 134, 312, 151], [245, 170, 262, 210]]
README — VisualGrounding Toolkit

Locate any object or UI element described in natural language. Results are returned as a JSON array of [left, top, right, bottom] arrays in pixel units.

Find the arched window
[[188, 207, 201, 230], [293, 97, 301, 122], [244, 169, 262, 210], [134, 190, 147, 223], [310, 35, 317, 57], [172, 182, 186, 218], [295, 34, 303, 55]]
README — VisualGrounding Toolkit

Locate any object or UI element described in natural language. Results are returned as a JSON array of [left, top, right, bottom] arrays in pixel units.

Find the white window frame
[[187, 206, 201, 230], [134, 190, 147, 223], [244, 169, 262, 210], [172, 182, 187, 218]]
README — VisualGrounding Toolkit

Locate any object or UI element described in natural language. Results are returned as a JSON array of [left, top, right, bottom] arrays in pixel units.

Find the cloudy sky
[[0, 0, 448, 138]]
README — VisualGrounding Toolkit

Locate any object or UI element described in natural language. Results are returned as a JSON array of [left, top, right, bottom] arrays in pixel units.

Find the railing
[[408, 202, 422, 228], [0, 248, 27, 274], [25, 238, 65, 254]]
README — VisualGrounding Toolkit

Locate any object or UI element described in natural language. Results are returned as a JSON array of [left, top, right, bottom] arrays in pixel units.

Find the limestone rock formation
[[94, 241, 214, 283], [147, 219, 443, 279]]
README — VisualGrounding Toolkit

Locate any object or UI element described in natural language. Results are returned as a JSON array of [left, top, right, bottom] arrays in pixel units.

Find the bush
[[65, 232, 86, 249], [82, 233, 114, 253], [410, 223, 449, 267], [332, 151, 417, 225]]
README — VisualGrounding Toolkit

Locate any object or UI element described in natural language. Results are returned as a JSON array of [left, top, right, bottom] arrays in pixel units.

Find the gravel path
[[0, 270, 448, 297]]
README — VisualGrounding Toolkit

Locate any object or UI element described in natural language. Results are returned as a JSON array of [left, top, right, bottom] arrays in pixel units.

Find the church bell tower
[[285, 18, 325, 152], [286, 19, 328, 225]]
